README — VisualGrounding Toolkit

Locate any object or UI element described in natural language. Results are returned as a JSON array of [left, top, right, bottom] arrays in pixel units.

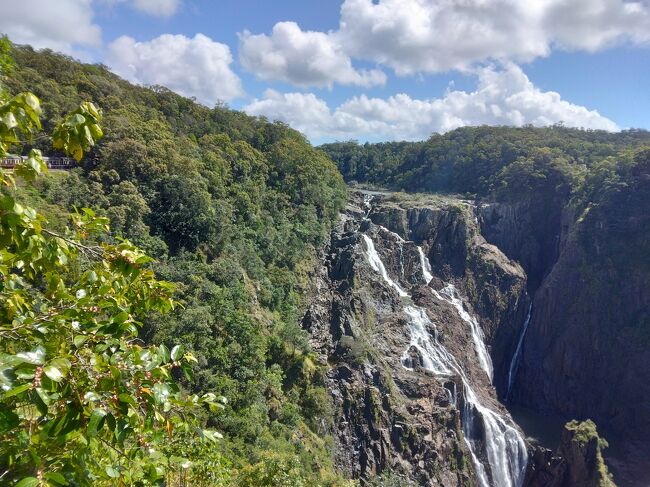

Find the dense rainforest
[[1, 43, 349, 486]]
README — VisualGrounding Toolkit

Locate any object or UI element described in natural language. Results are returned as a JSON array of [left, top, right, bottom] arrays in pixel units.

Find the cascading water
[[417, 246, 434, 284], [363, 194, 374, 217], [401, 305, 453, 375], [362, 234, 407, 297], [362, 232, 528, 487], [417, 246, 493, 380], [435, 283, 494, 380], [506, 303, 533, 399]]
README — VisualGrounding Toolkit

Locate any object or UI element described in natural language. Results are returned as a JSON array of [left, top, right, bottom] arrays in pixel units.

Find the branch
[[42, 229, 104, 258]]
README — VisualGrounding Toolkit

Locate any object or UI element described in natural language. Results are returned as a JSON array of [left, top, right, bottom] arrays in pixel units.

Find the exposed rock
[[526, 420, 616, 487], [505, 199, 650, 485], [478, 199, 565, 293], [303, 190, 531, 485]]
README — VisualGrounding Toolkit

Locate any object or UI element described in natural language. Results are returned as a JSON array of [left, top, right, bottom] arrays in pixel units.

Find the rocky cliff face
[[303, 191, 536, 486], [302, 189, 622, 486], [478, 199, 565, 293], [480, 195, 650, 486]]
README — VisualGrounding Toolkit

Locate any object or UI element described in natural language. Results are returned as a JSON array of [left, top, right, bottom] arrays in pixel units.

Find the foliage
[[3, 41, 348, 484], [321, 126, 650, 200], [0, 51, 222, 486], [563, 420, 614, 487], [52, 102, 103, 161]]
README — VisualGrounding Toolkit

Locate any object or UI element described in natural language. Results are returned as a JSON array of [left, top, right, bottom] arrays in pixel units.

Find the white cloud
[[337, 0, 650, 74], [542, 0, 650, 51], [0, 0, 101, 55], [243, 64, 618, 141], [107, 33, 244, 105], [240, 0, 650, 79], [239, 21, 386, 88]]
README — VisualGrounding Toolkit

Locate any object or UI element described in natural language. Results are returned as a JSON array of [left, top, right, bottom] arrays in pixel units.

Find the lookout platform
[[1, 155, 76, 170]]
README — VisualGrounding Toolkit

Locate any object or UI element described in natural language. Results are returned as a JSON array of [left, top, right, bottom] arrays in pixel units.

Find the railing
[[0, 156, 76, 169]]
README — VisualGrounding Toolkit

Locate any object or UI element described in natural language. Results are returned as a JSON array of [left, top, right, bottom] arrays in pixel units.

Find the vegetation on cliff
[[322, 127, 650, 304], [321, 127, 650, 199]]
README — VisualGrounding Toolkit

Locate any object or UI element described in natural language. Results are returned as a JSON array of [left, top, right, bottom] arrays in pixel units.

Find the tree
[[0, 40, 222, 486]]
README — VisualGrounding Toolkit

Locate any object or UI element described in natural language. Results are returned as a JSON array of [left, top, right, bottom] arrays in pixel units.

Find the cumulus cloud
[[107, 33, 244, 105], [239, 21, 386, 88], [241, 0, 650, 79], [243, 64, 618, 141], [337, 0, 650, 74], [0, 0, 101, 55]]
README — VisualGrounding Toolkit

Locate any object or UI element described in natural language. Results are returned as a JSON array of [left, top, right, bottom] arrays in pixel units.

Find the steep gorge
[[303, 190, 615, 485], [479, 195, 650, 487], [320, 136, 650, 486]]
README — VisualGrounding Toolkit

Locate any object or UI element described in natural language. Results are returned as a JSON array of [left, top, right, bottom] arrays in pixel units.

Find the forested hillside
[[3, 41, 650, 486], [3, 44, 349, 485], [322, 127, 650, 198]]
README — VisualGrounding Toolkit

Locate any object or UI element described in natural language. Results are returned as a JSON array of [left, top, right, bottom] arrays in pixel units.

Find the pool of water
[[507, 404, 570, 449]]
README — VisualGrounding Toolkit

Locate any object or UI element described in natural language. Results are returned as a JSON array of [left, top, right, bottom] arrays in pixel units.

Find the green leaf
[[1, 111, 17, 129], [170, 344, 184, 361], [118, 393, 137, 407], [16, 346, 46, 365], [44, 358, 71, 383], [44, 472, 67, 485], [83, 391, 100, 402], [69, 113, 86, 126], [105, 466, 119, 478], [4, 382, 31, 398], [87, 408, 107, 437], [0, 408, 19, 434], [159, 344, 170, 363], [22, 93, 41, 113], [15, 478, 39, 487], [198, 428, 223, 443]]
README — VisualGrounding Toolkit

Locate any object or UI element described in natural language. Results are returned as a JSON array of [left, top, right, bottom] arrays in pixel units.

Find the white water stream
[[362, 234, 408, 297], [417, 246, 434, 284], [363, 234, 527, 487], [506, 303, 533, 399], [435, 283, 494, 380], [417, 247, 493, 379]]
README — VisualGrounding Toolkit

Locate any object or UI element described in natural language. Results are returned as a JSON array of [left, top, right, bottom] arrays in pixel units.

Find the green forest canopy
[[3, 43, 349, 486]]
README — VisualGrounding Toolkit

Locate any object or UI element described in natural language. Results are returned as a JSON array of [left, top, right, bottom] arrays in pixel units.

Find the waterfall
[[462, 383, 528, 487], [362, 234, 408, 297], [417, 246, 434, 284], [377, 225, 406, 244], [434, 283, 494, 380], [363, 194, 374, 217], [362, 234, 528, 487], [401, 305, 453, 375], [416, 246, 493, 380], [506, 303, 533, 399]]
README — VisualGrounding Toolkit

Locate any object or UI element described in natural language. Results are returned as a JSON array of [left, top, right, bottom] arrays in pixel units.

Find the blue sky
[[1, 0, 649, 144]]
